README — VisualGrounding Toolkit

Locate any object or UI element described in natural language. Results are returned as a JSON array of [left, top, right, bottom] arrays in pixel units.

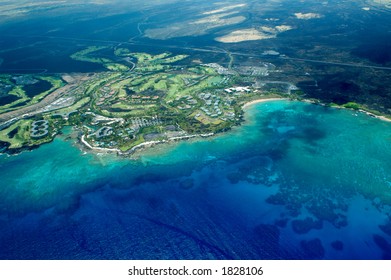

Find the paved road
[[279, 56, 391, 71]]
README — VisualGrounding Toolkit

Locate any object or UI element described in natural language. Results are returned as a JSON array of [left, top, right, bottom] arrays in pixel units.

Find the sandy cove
[[242, 97, 391, 123], [242, 98, 288, 109]]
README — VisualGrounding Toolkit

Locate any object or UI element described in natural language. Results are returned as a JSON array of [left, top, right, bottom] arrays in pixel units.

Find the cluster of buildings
[[235, 66, 270, 76], [87, 115, 164, 149], [198, 92, 223, 118], [88, 125, 130, 148], [30, 120, 49, 138], [92, 139, 118, 148], [203, 63, 274, 77], [224, 86, 251, 94], [119, 127, 135, 138], [202, 63, 236, 75], [43, 96, 75, 112], [94, 126, 113, 139], [176, 95, 198, 110], [131, 116, 162, 129], [52, 110, 78, 120], [182, 75, 208, 87]]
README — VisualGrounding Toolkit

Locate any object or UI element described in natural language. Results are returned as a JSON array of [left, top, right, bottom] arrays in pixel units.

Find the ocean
[[1, 100, 391, 259]]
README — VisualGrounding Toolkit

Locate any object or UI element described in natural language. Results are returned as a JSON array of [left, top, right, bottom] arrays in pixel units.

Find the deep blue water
[[1, 100, 391, 259]]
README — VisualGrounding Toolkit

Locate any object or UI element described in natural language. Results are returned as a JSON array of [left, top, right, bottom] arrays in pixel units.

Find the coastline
[[81, 135, 121, 153], [80, 132, 215, 156], [3, 97, 390, 157], [241, 97, 288, 109], [79, 97, 286, 156], [358, 109, 391, 123], [123, 133, 214, 155], [301, 99, 391, 123], [77, 96, 391, 157], [241, 97, 391, 123]]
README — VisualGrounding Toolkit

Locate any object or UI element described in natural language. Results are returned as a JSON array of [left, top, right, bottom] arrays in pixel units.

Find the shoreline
[[301, 99, 391, 123], [358, 109, 391, 123], [241, 97, 391, 123], [80, 132, 215, 156], [80, 135, 121, 154], [3, 97, 391, 157], [72, 97, 391, 158], [79, 97, 287, 156], [242, 97, 288, 109], [123, 133, 214, 155]]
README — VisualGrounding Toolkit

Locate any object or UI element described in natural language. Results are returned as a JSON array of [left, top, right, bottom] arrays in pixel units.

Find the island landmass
[[0, 46, 389, 156]]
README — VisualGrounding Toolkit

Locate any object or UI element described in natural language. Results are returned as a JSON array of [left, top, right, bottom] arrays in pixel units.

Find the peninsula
[[0, 46, 295, 155], [0, 46, 388, 156]]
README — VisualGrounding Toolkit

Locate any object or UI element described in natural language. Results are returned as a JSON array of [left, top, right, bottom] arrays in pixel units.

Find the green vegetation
[[0, 119, 32, 148], [0, 75, 64, 114], [114, 48, 133, 57], [61, 47, 272, 152], [343, 102, 362, 110], [2, 46, 376, 155], [105, 63, 129, 72], [70, 46, 111, 64], [132, 52, 170, 63]]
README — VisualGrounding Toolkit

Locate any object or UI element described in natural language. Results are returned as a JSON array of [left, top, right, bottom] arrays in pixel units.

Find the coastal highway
[[278, 56, 391, 71]]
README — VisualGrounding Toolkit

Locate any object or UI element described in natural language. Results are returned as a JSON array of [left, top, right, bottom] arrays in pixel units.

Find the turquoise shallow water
[[1, 100, 391, 259]]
